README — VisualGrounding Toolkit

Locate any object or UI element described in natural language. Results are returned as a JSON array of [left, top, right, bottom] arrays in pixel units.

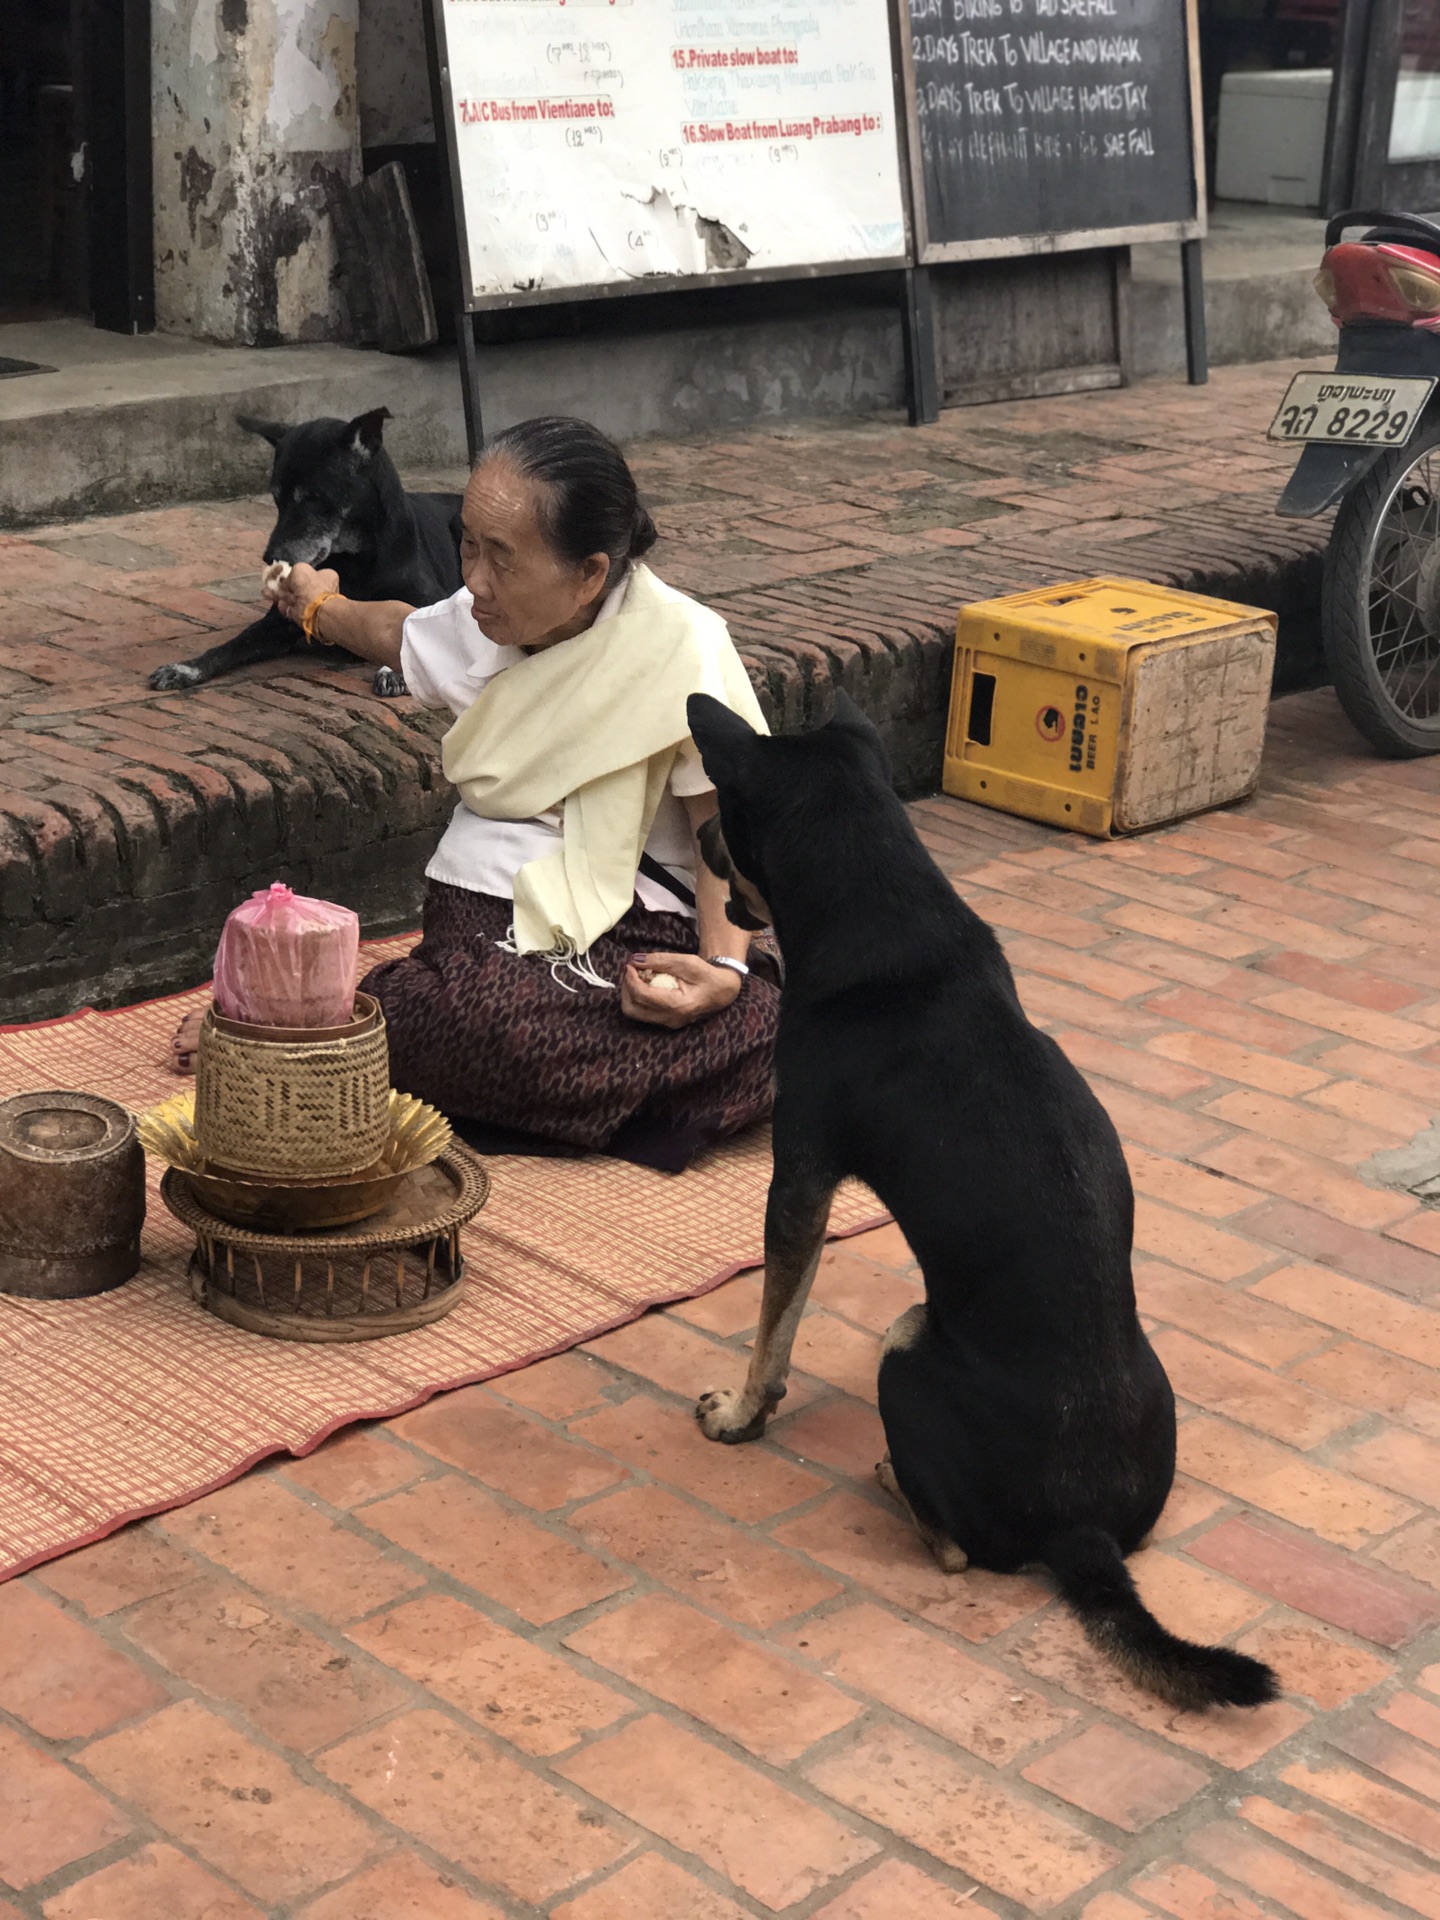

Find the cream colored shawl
[[441, 565, 767, 959]]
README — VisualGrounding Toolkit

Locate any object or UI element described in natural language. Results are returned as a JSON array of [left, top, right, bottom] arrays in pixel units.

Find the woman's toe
[[170, 1011, 204, 1072]]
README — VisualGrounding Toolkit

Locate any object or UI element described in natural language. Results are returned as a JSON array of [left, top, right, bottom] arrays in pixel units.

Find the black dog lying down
[[148, 408, 462, 696], [686, 691, 1277, 1714]]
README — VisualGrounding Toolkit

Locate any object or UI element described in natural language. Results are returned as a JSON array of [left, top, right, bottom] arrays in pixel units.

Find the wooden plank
[[893, 0, 931, 261], [1185, 0, 1208, 219], [330, 178, 379, 347], [359, 161, 438, 352], [461, 255, 913, 315], [945, 363, 1123, 409], [918, 219, 1203, 267], [935, 248, 1126, 406]]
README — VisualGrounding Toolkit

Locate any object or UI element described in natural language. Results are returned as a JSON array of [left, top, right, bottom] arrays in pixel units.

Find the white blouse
[[400, 569, 713, 919]]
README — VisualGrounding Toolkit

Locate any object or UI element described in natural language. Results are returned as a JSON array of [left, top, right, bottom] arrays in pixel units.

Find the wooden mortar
[[0, 1092, 145, 1298]]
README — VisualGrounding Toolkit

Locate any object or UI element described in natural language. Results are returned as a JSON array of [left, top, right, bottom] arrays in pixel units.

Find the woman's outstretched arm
[[267, 562, 410, 672]]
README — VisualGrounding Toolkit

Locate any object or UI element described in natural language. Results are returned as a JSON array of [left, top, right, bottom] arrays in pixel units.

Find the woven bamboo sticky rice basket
[[194, 992, 391, 1178]]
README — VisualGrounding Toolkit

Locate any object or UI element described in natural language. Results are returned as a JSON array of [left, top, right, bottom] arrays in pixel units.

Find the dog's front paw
[[372, 665, 407, 698], [696, 1386, 770, 1445], [147, 662, 203, 691]]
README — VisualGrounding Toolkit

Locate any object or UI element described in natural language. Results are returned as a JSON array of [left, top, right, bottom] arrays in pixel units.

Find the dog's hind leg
[[876, 1307, 969, 1573], [697, 1171, 834, 1444], [881, 1301, 926, 1359], [875, 1453, 969, 1574]]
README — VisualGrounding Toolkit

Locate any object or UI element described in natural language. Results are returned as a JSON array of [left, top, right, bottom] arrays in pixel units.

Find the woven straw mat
[[0, 935, 885, 1581]]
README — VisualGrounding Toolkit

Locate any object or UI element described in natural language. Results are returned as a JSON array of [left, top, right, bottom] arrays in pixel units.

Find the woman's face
[[460, 455, 610, 650]]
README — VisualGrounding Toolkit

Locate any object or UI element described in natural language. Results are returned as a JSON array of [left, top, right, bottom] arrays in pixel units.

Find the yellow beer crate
[[943, 578, 1278, 837]]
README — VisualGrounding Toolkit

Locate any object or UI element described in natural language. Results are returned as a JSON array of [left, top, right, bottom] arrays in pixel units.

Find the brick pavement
[[0, 358, 1333, 1020], [3, 693, 1440, 1918]]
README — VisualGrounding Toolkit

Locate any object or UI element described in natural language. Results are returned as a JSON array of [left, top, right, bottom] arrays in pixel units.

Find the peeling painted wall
[[357, 0, 432, 147], [153, 0, 360, 344]]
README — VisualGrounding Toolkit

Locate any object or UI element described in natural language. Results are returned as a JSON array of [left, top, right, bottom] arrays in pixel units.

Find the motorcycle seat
[[1327, 207, 1440, 256]]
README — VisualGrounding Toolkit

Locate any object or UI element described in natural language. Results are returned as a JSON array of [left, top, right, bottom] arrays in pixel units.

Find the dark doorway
[[82, 0, 154, 332], [0, 0, 152, 332], [0, 2, 83, 319]]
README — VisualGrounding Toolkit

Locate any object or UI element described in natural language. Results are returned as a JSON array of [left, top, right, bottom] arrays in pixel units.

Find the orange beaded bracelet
[[301, 590, 340, 644]]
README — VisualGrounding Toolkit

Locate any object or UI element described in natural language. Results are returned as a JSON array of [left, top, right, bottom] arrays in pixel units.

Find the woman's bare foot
[[171, 1009, 205, 1074]]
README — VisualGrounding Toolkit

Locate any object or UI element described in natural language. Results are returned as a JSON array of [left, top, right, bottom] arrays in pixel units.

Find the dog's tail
[[1045, 1526, 1278, 1712]]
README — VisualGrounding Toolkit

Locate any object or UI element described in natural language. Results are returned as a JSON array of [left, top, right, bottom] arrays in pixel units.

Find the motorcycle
[[1274, 208, 1440, 756]]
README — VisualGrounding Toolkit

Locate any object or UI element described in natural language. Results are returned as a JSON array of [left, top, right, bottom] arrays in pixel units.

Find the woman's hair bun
[[628, 503, 658, 560]]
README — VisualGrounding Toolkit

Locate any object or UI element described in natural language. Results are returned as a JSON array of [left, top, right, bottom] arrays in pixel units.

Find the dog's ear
[[825, 688, 893, 783], [236, 414, 289, 446], [688, 693, 759, 786], [347, 407, 393, 457], [826, 689, 879, 738]]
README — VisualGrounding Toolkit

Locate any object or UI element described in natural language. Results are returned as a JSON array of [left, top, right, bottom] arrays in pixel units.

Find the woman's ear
[[578, 551, 611, 606]]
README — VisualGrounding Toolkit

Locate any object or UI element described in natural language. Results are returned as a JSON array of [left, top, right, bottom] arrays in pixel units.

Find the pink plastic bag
[[213, 883, 360, 1029]]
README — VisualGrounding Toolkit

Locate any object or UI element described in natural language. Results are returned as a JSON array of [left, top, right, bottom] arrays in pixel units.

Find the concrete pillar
[[152, 0, 360, 345]]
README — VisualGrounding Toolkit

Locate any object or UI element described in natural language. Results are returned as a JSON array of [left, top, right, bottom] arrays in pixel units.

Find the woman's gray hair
[[479, 416, 657, 577]]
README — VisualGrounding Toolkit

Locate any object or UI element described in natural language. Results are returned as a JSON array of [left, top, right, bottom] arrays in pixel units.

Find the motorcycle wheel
[[1323, 413, 1440, 755]]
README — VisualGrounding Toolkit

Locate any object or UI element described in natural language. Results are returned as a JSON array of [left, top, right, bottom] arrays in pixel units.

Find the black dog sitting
[[148, 409, 462, 696], [686, 690, 1277, 1715]]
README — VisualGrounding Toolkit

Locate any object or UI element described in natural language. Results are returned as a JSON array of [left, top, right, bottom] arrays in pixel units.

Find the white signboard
[[433, 0, 910, 304]]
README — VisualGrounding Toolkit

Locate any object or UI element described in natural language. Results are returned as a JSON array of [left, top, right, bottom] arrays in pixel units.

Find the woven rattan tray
[[162, 1148, 489, 1343]]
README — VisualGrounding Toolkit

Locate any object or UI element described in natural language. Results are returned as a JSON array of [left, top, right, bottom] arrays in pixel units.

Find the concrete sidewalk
[[3, 711, 1440, 1918], [1, 358, 1336, 1021], [0, 318, 464, 528], [0, 206, 1331, 526]]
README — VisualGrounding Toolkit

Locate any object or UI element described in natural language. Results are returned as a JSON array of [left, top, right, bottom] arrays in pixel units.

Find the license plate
[[1268, 371, 1437, 446]]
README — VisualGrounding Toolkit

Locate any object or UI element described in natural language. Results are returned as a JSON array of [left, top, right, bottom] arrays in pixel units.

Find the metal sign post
[[1181, 238, 1209, 386]]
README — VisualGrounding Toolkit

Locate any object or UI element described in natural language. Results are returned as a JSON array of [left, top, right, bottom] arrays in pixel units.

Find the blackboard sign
[[902, 0, 1204, 259]]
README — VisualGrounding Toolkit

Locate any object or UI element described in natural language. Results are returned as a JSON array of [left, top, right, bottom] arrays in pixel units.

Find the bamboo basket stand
[[162, 1148, 489, 1342]]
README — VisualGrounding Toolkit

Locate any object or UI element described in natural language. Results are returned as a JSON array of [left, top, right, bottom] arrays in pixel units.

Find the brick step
[[1, 361, 1334, 1020]]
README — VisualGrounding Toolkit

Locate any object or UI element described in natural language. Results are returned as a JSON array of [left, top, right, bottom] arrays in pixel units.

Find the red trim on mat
[[4, 1207, 892, 1585], [0, 983, 210, 1036]]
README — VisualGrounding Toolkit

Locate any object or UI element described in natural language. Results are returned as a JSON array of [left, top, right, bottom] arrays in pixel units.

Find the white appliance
[[1215, 69, 1334, 209]]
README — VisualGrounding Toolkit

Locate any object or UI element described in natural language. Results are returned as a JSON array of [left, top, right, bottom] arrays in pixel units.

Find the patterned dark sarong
[[362, 881, 778, 1171]]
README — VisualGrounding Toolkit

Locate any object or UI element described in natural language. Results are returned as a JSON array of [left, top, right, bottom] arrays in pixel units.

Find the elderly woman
[[192, 418, 778, 1172]]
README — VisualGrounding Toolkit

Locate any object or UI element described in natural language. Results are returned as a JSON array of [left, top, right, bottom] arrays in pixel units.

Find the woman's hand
[[621, 953, 741, 1029], [265, 562, 339, 627]]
